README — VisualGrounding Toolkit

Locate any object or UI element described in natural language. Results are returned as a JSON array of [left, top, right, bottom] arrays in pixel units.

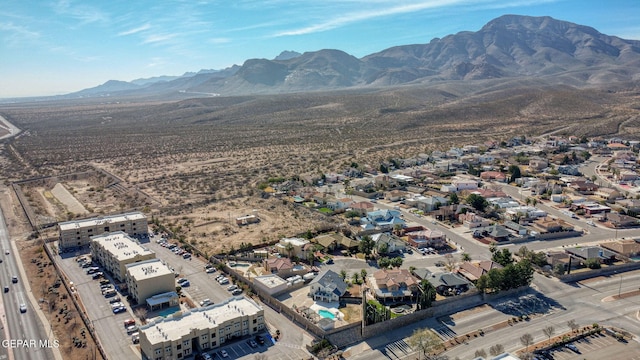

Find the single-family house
[[368, 269, 419, 303], [276, 237, 310, 259], [579, 202, 611, 215], [349, 201, 375, 217], [595, 187, 622, 202], [406, 229, 446, 248], [457, 261, 503, 282], [427, 272, 472, 296], [263, 257, 295, 278], [529, 157, 549, 172], [413, 195, 450, 212], [566, 246, 617, 265], [458, 212, 492, 229], [473, 225, 511, 242], [370, 233, 406, 253], [451, 179, 479, 192], [385, 190, 406, 202], [616, 199, 640, 216], [361, 209, 405, 230], [314, 234, 338, 251], [308, 270, 348, 302], [532, 217, 574, 233], [617, 170, 638, 182], [568, 181, 599, 195], [480, 171, 507, 182], [605, 213, 639, 228], [600, 239, 640, 258]]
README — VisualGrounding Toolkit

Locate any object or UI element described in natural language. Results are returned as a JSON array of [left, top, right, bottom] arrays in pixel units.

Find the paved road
[[347, 270, 640, 360], [0, 207, 54, 360]]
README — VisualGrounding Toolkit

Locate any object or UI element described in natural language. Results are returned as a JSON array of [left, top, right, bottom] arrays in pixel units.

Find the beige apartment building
[[90, 231, 155, 282], [139, 297, 265, 360], [126, 258, 176, 307], [58, 211, 148, 250]]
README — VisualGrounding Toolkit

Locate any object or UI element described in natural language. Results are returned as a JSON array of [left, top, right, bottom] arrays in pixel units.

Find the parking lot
[[56, 245, 139, 360], [540, 333, 640, 360]]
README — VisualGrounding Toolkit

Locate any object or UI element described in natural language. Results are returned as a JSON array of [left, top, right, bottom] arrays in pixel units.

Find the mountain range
[[71, 15, 640, 100]]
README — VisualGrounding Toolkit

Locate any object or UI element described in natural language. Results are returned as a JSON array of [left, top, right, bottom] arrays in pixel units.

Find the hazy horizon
[[1, 0, 639, 98]]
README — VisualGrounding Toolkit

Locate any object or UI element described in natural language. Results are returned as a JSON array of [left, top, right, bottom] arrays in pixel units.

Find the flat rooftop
[[127, 258, 172, 281], [91, 231, 154, 262], [253, 274, 287, 289], [59, 211, 146, 231], [140, 297, 263, 343]]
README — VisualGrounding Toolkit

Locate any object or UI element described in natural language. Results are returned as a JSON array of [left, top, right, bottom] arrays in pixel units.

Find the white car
[[227, 285, 238, 291], [200, 299, 212, 306], [19, 303, 27, 313], [205, 267, 216, 273], [219, 350, 229, 358], [218, 278, 229, 285]]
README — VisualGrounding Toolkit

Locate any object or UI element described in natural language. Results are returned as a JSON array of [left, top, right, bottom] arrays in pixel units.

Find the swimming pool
[[317, 309, 336, 320]]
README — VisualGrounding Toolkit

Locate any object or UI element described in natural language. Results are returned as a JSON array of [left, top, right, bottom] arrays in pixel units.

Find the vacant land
[[0, 83, 639, 253]]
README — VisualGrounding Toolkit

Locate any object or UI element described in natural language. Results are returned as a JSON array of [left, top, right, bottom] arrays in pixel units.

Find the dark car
[[255, 335, 265, 345], [3, 286, 8, 293]]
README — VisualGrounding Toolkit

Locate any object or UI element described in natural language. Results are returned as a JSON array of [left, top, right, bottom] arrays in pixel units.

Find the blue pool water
[[318, 309, 336, 319], [158, 307, 179, 318]]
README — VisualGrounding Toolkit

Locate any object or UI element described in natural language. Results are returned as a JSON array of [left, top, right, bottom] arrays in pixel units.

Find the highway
[[0, 206, 54, 360]]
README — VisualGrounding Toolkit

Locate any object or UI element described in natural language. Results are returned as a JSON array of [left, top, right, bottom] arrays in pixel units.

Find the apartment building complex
[[58, 211, 148, 250], [139, 297, 265, 360], [126, 258, 176, 307], [90, 231, 155, 282]]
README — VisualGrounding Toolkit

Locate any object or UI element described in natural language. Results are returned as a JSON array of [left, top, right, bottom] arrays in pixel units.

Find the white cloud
[[143, 33, 177, 44], [118, 23, 151, 36], [51, 0, 109, 25], [0, 21, 40, 46], [208, 37, 231, 44]]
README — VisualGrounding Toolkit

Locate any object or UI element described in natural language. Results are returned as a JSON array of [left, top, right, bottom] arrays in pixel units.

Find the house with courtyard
[[415, 270, 472, 296], [361, 209, 405, 230], [263, 257, 297, 278], [368, 269, 419, 303], [566, 246, 618, 265], [308, 270, 348, 303], [276, 237, 310, 259], [349, 201, 375, 217], [405, 229, 446, 248], [600, 239, 640, 258], [371, 233, 406, 253], [605, 213, 639, 228], [531, 217, 574, 233], [457, 260, 503, 282]]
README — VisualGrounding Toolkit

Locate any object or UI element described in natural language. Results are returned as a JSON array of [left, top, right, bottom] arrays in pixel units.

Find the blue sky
[[1, 0, 639, 98]]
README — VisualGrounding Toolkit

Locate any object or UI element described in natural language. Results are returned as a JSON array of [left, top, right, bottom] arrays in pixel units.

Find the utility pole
[[619, 274, 622, 298]]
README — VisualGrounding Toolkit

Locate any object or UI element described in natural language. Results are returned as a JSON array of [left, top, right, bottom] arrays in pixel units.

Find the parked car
[[231, 288, 243, 295], [109, 297, 121, 304], [92, 272, 104, 279], [199, 299, 212, 306], [126, 325, 138, 335], [112, 306, 126, 314], [247, 340, 258, 348], [180, 281, 190, 287], [131, 334, 140, 344], [566, 344, 579, 353], [227, 285, 238, 291], [124, 319, 136, 327], [182, 253, 191, 259], [255, 335, 265, 345], [202, 353, 212, 360], [218, 278, 229, 285], [205, 267, 216, 273], [99, 279, 110, 285], [219, 350, 229, 358]]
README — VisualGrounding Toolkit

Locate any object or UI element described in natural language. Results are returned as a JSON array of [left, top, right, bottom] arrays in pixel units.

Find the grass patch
[[318, 207, 333, 214]]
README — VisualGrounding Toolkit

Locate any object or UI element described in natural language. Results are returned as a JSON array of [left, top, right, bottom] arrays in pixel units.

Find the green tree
[[585, 258, 601, 269], [390, 256, 403, 268], [508, 165, 522, 182], [461, 253, 471, 262], [492, 248, 514, 267], [466, 193, 488, 212], [358, 235, 375, 258], [377, 257, 391, 269], [407, 329, 443, 360], [339, 269, 347, 280], [360, 269, 367, 281], [284, 242, 295, 259], [377, 242, 389, 255], [351, 272, 360, 284], [449, 192, 459, 205], [416, 279, 437, 310]]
